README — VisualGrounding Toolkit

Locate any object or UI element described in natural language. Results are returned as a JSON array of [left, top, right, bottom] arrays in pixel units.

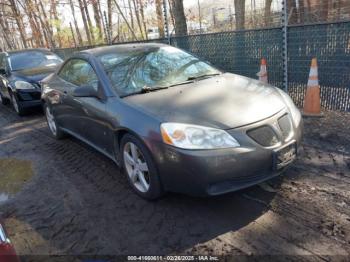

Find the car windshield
[[9, 51, 63, 71], [98, 46, 220, 96]]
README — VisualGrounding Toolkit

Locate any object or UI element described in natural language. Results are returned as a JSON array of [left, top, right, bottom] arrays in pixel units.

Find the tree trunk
[[51, 0, 62, 47], [170, 0, 187, 36], [297, 0, 306, 23], [8, 0, 28, 48], [0, 11, 14, 49], [23, 0, 43, 47], [91, 0, 103, 40], [107, 0, 112, 35], [98, 0, 108, 43], [156, 0, 165, 38], [138, 0, 147, 39], [37, 0, 56, 48], [70, 22, 77, 47], [82, 0, 96, 44], [234, 0, 245, 30], [77, 0, 92, 45], [287, 0, 298, 25], [113, 0, 138, 40], [132, 0, 145, 39], [264, 0, 273, 26], [128, 0, 135, 31], [320, 0, 329, 22], [69, 0, 83, 46]]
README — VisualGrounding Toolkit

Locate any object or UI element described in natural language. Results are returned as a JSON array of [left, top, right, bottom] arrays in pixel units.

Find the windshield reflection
[[99, 46, 220, 96], [10, 51, 63, 71]]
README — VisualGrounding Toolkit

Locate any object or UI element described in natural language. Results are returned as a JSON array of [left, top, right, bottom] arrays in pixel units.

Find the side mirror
[[0, 68, 6, 75], [73, 85, 99, 98]]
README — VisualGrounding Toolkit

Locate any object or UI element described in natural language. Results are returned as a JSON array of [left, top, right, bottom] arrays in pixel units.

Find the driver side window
[[59, 59, 98, 90]]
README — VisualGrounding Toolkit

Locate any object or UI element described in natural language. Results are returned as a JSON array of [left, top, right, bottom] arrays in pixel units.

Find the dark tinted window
[[58, 59, 99, 89], [9, 51, 62, 71], [98, 46, 219, 96]]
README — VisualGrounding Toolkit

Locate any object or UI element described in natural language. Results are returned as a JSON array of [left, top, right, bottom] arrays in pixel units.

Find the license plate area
[[273, 142, 297, 170]]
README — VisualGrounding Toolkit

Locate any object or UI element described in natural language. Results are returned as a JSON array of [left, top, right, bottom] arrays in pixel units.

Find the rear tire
[[44, 104, 66, 140], [120, 134, 164, 200]]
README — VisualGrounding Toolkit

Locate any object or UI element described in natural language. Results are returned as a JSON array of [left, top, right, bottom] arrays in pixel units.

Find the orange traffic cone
[[257, 58, 268, 83], [303, 58, 322, 116]]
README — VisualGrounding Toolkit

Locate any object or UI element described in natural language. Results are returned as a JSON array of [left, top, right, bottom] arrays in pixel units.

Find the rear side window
[[58, 59, 98, 89]]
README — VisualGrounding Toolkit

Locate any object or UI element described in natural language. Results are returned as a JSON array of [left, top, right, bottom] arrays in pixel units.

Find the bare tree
[[138, 0, 147, 39], [113, 0, 138, 40], [69, 0, 83, 46], [170, 0, 187, 36], [107, 0, 112, 34], [77, 0, 92, 45], [132, 0, 145, 39], [82, 0, 96, 43], [156, 0, 165, 38], [91, 0, 104, 40], [8, 0, 28, 48], [264, 0, 273, 26], [287, 0, 298, 24], [51, 0, 62, 47], [234, 0, 245, 30], [0, 7, 14, 49]]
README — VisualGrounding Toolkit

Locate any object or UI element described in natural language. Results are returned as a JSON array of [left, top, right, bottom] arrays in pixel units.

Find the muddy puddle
[[0, 158, 34, 203]]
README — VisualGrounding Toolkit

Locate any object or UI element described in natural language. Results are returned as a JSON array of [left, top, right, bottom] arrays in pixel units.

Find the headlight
[[14, 81, 35, 90], [161, 123, 240, 150], [277, 88, 301, 126]]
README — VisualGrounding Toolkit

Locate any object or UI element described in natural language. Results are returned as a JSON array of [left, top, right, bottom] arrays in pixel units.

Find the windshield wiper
[[121, 80, 195, 98], [187, 73, 221, 81], [121, 85, 169, 98], [141, 85, 169, 93]]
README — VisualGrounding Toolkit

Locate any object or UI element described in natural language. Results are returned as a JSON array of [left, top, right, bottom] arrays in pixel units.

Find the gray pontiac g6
[[41, 44, 303, 199]]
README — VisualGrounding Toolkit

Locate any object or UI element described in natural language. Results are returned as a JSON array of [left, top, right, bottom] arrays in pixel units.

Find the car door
[[56, 58, 111, 153]]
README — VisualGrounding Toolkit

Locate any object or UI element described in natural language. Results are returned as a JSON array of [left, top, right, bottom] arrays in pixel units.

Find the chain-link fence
[[53, 20, 350, 112]]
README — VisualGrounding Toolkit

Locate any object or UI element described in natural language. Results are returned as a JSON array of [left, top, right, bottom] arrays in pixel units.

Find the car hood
[[123, 73, 286, 129], [12, 65, 58, 83]]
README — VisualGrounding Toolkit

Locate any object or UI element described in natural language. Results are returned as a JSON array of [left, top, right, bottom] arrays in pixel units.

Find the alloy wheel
[[46, 107, 57, 136], [123, 142, 150, 193]]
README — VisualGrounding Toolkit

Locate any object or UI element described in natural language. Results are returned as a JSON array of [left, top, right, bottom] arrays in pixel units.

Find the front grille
[[247, 125, 279, 147], [278, 114, 292, 140], [18, 91, 41, 101]]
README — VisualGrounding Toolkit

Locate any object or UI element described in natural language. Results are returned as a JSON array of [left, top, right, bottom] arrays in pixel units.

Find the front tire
[[120, 134, 164, 200], [0, 91, 9, 105], [44, 104, 66, 139], [10, 92, 26, 116]]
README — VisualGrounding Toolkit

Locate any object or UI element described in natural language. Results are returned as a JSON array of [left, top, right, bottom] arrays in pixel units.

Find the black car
[[41, 44, 302, 200], [0, 48, 63, 115]]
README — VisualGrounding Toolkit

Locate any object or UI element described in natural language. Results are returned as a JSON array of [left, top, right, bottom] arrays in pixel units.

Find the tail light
[[0, 223, 20, 262]]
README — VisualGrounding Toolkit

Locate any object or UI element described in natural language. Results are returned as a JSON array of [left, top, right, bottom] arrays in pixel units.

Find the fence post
[[163, 0, 170, 44], [282, 0, 288, 92]]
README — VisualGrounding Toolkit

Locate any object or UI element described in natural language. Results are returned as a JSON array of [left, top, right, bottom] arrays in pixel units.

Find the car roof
[[80, 43, 168, 57], [5, 48, 52, 55]]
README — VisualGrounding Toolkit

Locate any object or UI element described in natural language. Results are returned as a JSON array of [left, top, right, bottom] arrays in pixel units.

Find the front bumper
[[148, 109, 303, 196], [16, 89, 42, 108]]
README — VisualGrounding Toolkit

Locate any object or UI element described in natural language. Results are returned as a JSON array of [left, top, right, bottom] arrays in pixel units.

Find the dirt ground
[[0, 102, 349, 261]]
